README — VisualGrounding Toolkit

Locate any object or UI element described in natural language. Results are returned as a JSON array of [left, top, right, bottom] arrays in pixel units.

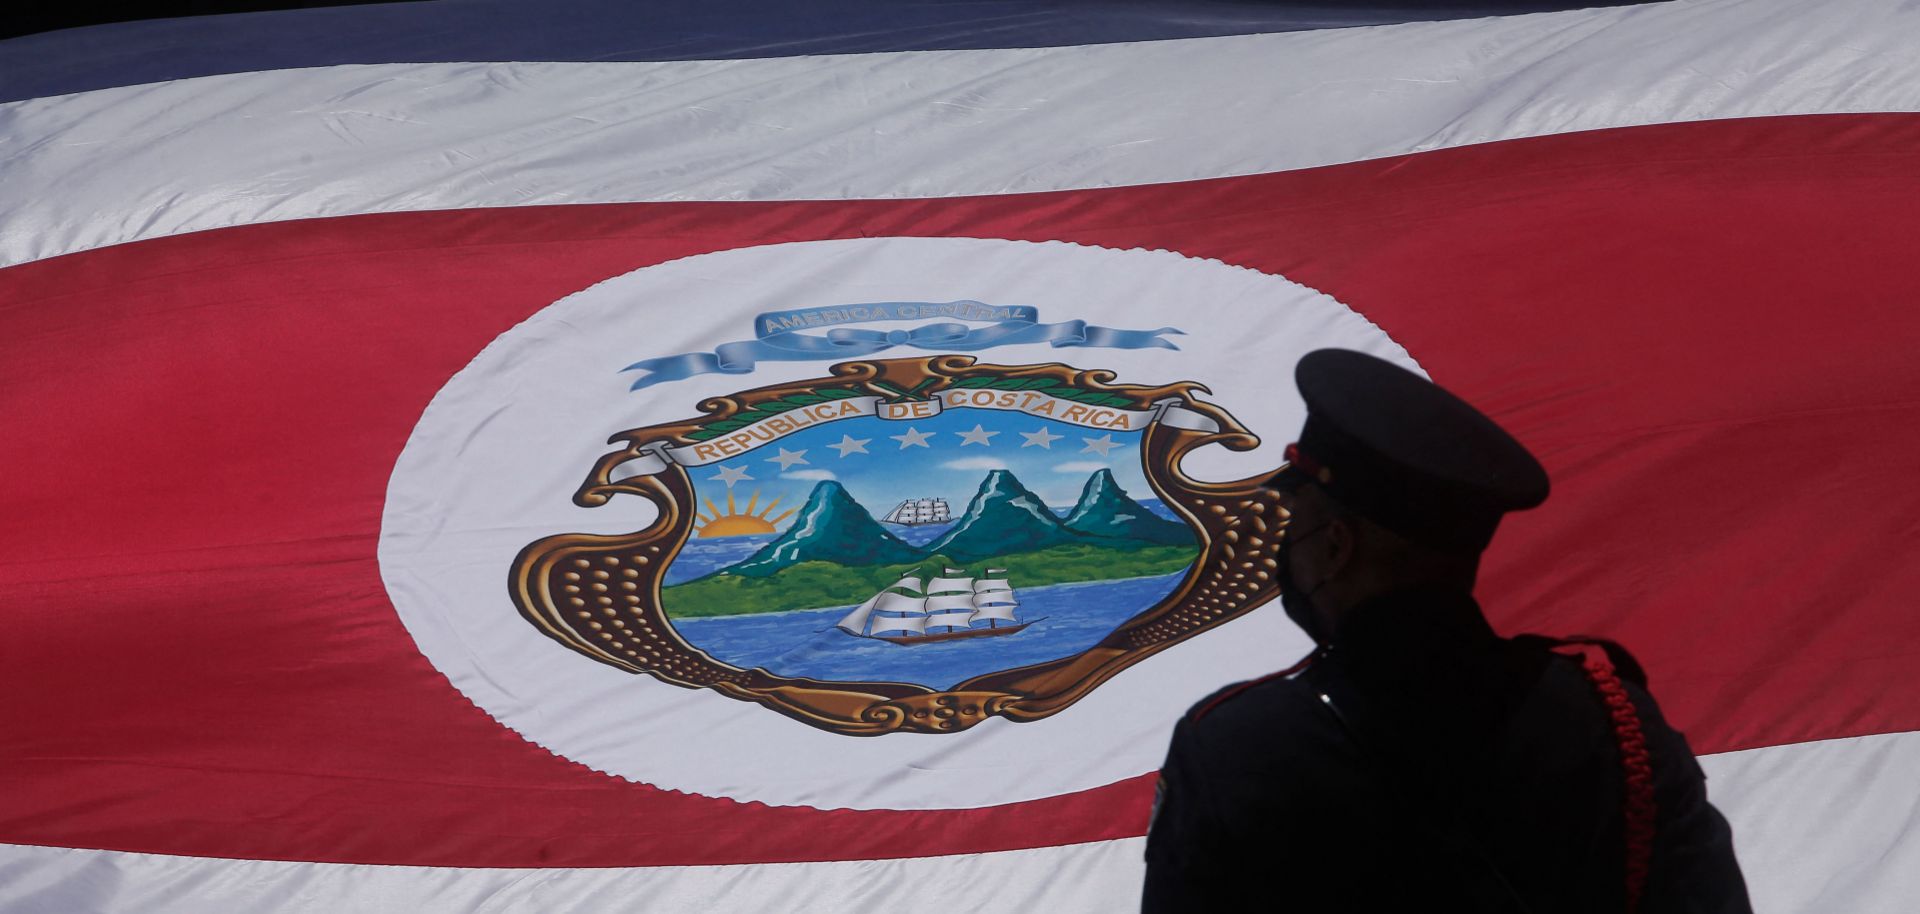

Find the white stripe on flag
[[4, 0, 1919, 267], [1702, 730, 1920, 913], [0, 837, 1150, 914], [3, 731, 1915, 914]]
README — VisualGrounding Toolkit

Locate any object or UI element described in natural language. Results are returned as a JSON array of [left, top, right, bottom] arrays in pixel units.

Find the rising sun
[[697, 488, 793, 538]]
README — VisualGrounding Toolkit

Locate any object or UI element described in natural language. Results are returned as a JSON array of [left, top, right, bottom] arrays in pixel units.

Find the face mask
[[1275, 521, 1332, 643]]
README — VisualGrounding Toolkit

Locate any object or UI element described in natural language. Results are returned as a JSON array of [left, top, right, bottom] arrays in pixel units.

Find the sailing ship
[[834, 568, 1039, 644], [879, 497, 951, 526]]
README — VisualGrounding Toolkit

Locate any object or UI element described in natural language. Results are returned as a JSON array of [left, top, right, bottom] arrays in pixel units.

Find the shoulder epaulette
[[1513, 633, 1648, 687], [1193, 649, 1323, 721]]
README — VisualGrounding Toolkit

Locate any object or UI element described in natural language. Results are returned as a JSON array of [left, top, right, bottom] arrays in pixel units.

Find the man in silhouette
[[1143, 349, 1750, 912]]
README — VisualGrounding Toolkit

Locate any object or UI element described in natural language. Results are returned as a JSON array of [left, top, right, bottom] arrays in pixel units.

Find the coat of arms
[[510, 355, 1289, 735]]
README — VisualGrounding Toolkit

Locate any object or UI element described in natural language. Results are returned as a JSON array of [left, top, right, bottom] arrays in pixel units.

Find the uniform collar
[[1328, 588, 1497, 660]]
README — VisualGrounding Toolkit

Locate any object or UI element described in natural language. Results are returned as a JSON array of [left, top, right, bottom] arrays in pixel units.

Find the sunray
[[690, 486, 786, 538], [768, 508, 797, 526]]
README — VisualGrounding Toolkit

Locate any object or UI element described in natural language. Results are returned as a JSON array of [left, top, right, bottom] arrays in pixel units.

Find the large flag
[[3, 0, 1918, 910]]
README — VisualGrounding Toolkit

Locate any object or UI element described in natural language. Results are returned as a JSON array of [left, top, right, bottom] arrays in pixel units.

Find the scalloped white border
[[376, 236, 1421, 810]]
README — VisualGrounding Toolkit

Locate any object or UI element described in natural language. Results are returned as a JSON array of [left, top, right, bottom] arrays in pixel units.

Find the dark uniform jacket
[[1144, 590, 1751, 913]]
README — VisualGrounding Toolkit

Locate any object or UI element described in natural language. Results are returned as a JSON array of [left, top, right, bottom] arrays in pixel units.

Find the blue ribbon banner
[[622, 301, 1183, 391]]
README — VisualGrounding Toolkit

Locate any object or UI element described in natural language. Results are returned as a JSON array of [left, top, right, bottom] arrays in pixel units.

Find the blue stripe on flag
[[0, 0, 1661, 105]]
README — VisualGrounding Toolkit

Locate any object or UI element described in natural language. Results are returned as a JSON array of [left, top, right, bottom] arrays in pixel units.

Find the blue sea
[[664, 498, 1187, 688], [672, 571, 1186, 689]]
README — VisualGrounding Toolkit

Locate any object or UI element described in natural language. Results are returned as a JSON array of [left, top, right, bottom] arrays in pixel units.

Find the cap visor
[[1263, 465, 1312, 493]]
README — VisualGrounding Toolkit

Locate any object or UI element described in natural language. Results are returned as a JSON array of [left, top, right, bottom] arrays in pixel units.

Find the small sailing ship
[[879, 497, 951, 526], [834, 568, 1039, 644]]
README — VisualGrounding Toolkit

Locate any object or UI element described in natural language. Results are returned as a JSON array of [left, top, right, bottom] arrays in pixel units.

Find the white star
[[956, 424, 999, 447], [710, 465, 752, 488], [1080, 434, 1122, 457], [1020, 427, 1064, 449], [828, 434, 871, 458], [891, 427, 934, 449], [766, 447, 809, 469]]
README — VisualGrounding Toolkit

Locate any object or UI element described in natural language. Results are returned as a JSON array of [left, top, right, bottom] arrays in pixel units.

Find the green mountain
[[724, 480, 922, 578], [1061, 468, 1194, 546], [922, 469, 1089, 563]]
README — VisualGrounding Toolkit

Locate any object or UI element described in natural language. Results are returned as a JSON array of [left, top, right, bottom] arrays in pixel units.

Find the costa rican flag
[[3, 1, 1918, 911]]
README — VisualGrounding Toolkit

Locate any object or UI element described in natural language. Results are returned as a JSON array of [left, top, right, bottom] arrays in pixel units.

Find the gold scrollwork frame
[[508, 356, 1288, 735]]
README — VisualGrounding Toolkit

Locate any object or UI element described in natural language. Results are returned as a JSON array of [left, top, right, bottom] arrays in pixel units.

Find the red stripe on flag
[[3, 112, 1917, 867]]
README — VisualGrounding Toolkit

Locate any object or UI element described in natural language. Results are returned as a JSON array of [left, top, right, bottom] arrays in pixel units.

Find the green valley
[[662, 542, 1197, 618]]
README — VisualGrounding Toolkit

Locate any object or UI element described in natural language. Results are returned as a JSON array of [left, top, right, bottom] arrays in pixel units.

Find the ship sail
[[870, 609, 929, 636], [863, 575, 928, 636], [833, 592, 881, 636], [924, 567, 977, 633], [971, 568, 1020, 625]]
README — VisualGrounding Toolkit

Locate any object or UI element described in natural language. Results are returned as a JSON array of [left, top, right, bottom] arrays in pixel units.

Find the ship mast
[[923, 567, 978, 634], [971, 568, 1019, 629]]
